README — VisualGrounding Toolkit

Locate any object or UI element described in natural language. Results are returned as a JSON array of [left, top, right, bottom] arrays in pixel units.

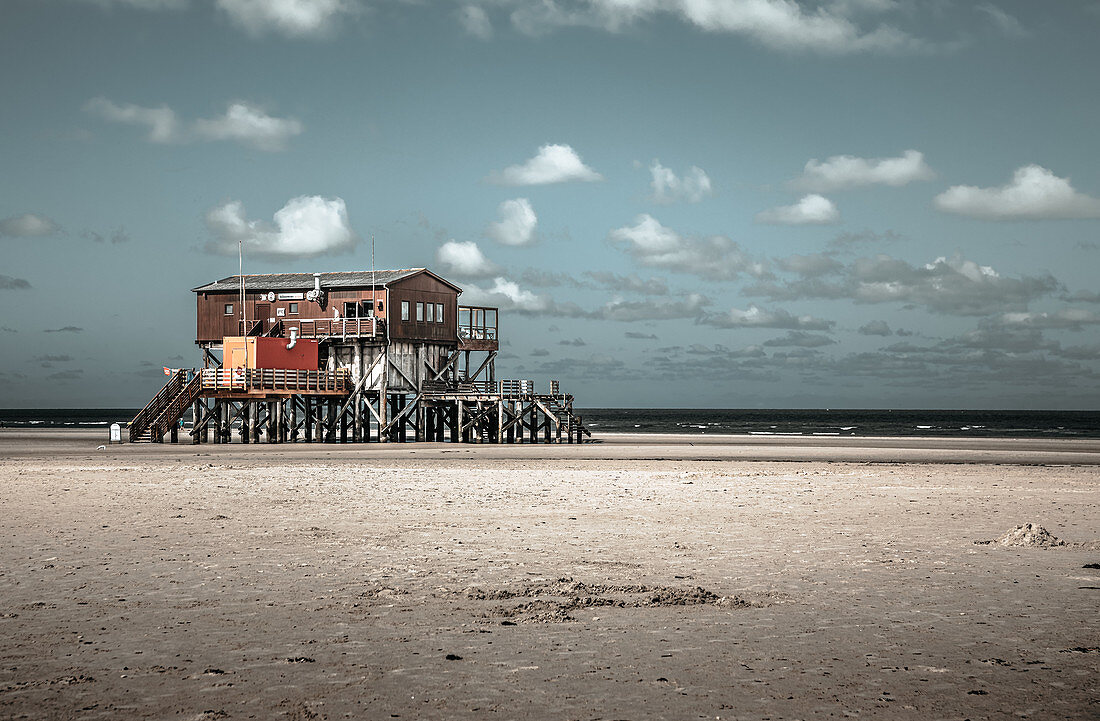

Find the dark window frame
[[224, 303, 234, 316], [436, 303, 444, 323], [401, 300, 409, 321], [416, 302, 424, 322]]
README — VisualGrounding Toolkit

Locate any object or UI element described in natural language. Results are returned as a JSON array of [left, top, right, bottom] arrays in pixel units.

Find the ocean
[[0, 408, 1097, 438]]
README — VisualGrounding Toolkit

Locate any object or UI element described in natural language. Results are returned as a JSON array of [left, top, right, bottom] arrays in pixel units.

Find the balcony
[[458, 306, 498, 351], [279, 317, 384, 340]]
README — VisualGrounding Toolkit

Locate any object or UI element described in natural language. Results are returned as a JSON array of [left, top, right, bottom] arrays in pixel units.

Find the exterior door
[[254, 303, 270, 334]]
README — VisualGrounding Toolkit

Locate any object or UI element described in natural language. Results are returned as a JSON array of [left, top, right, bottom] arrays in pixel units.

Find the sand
[[1, 429, 1098, 720]]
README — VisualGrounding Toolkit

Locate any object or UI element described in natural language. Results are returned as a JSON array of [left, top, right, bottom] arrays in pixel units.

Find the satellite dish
[[266, 292, 276, 302]]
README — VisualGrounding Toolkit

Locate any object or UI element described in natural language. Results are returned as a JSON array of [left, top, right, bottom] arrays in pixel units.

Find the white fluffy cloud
[[215, 0, 359, 38], [0, 213, 61, 238], [933, 165, 1100, 220], [204, 195, 358, 258], [791, 149, 934, 192], [701, 304, 834, 330], [489, 144, 603, 185], [461, 277, 555, 314], [459, 4, 493, 38], [485, 198, 537, 245], [509, 0, 923, 54], [609, 214, 766, 280], [649, 161, 712, 203], [86, 98, 302, 151], [436, 240, 499, 277], [755, 194, 840, 225], [192, 103, 304, 151], [746, 252, 1060, 316]]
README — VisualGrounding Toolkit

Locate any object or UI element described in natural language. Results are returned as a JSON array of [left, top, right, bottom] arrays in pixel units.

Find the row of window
[[401, 301, 444, 323]]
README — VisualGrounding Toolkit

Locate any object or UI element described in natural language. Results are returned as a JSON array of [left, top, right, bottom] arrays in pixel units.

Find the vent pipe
[[286, 326, 298, 350]]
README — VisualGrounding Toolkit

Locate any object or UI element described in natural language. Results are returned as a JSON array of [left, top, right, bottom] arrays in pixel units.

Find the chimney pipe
[[286, 326, 298, 350]]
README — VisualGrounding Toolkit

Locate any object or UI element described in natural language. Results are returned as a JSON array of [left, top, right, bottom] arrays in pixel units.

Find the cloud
[[35, 354, 74, 362], [776, 253, 843, 277], [599, 293, 709, 322], [791, 149, 934, 192], [44, 326, 83, 333], [700, 304, 834, 330], [0, 275, 32, 290], [858, 319, 892, 336], [436, 240, 499, 278], [76, 0, 186, 8], [83, 227, 130, 244], [583, 271, 669, 295], [485, 198, 537, 245], [215, 0, 359, 38], [649, 161, 712, 203], [531, 348, 550, 356], [0, 213, 61, 238], [192, 102, 303, 151], [461, 275, 700, 321], [488, 144, 603, 185], [763, 331, 837, 348], [977, 3, 1026, 37], [204, 195, 358, 259], [625, 331, 658, 340], [608, 214, 767, 281], [933, 165, 1100, 220], [86, 98, 302, 151], [746, 253, 1060, 316], [1000, 308, 1100, 331], [459, 4, 493, 38], [559, 337, 587, 346], [461, 277, 560, 314], [509, 0, 925, 54], [85, 97, 179, 142], [755, 194, 840, 225], [46, 369, 84, 381]]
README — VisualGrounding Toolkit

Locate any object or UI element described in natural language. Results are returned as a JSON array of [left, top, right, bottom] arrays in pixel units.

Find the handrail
[[280, 317, 381, 339], [199, 368, 350, 393], [130, 371, 187, 440]]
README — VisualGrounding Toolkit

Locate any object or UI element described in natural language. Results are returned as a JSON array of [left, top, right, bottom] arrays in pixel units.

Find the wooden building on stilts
[[129, 268, 590, 445]]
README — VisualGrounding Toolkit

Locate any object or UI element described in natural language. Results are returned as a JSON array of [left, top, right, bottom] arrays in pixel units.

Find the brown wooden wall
[[194, 271, 459, 345], [386, 273, 459, 343], [196, 288, 385, 343]]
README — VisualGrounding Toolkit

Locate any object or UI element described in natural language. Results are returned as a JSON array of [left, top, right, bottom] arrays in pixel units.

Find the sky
[[2, 0, 1099, 409]]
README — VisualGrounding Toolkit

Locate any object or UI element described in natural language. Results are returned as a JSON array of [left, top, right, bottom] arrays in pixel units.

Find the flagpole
[[239, 239, 247, 373]]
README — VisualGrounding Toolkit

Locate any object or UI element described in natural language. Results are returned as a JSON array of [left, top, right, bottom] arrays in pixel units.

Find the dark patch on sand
[[463, 578, 778, 624]]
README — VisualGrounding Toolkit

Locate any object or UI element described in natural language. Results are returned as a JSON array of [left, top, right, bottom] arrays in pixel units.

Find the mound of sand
[[996, 523, 1065, 548]]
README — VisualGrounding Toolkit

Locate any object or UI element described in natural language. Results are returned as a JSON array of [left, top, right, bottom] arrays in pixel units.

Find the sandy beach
[[1, 430, 1098, 720]]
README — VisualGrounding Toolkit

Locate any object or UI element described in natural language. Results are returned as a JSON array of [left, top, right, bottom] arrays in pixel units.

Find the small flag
[[163, 367, 172, 376]]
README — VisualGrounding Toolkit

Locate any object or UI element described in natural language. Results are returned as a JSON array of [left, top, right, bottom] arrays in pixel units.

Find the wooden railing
[[148, 373, 203, 441], [130, 370, 189, 441], [200, 368, 350, 393], [281, 317, 382, 339], [457, 307, 497, 340]]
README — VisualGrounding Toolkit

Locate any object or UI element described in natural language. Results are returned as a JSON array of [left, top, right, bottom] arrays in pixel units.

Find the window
[[224, 303, 233, 315], [288, 302, 298, 314], [425, 302, 434, 322], [344, 301, 359, 318], [401, 300, 409, 321], [362, 299, 374, 317], [416, 302, 424, 322], [436, 303, 444, 323]]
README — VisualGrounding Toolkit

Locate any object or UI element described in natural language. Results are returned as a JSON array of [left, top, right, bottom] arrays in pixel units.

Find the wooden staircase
[[129, 371, 203, 442]]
